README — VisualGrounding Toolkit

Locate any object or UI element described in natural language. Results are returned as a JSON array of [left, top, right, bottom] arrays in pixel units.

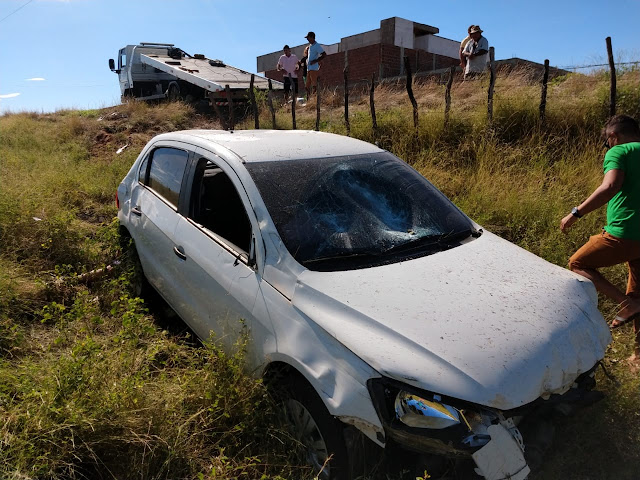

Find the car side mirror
[[109, 59, 119, 73]]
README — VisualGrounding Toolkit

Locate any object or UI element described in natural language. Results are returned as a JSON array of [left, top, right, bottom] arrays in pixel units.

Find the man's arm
[[310, 51, 326, 66], [560, 169, 625, 232]]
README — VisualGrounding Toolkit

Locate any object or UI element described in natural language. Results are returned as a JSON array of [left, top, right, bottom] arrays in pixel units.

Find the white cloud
[[26, 77, 45, 81], [0, 93, 21, 99]]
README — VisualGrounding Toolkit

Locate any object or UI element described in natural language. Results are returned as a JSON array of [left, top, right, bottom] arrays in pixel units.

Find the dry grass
[[1, 68, 640, 478]]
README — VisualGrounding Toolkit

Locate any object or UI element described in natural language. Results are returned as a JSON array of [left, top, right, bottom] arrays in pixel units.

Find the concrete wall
[[393, 17, 415, 49], [414, 35, 460, 59], [339, 29, 381, 52]]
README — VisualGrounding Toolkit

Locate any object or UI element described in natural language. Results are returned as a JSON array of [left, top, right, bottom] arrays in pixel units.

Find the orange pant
[[569, 231, 640, 296], [305, 70, 319, 91]]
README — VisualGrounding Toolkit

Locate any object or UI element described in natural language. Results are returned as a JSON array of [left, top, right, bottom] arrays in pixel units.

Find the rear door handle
[[173, 246, 187, 261], [131, 206, 142, 217]]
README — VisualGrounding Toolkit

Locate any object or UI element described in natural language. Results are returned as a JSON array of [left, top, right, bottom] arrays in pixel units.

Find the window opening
[[190, 159, 252, 253], [147, 147, 189, 207]]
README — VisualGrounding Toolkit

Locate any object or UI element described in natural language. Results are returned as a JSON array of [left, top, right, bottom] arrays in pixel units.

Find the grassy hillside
[[1, 68, 640, 479]]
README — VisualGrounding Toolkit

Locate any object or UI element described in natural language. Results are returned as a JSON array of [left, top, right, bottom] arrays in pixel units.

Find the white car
[[116, 130, 611, 480]]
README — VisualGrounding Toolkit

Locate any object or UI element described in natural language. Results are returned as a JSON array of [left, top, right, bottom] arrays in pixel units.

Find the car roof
[[154, 129, 384, 163]]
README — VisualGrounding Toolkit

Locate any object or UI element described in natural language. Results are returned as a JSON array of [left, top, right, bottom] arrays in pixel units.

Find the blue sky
[[0, 0, 638, 113]]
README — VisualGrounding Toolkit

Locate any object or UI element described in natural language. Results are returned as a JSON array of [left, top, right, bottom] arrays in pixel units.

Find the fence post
[[606, 37, 616, 117], [225, 84, 235, 131], [267, 79, 276, 129], [208, 92, 228, 131], [315, 81, 321, 131], [444, 65, 455, 127], [249, 75, 259, 129], [487, 47, 496, 124], [404, 56, 418, 132], [370, 73, 378, 136], [539, 59, 550, 124], [344, 51, 350, 136], [291, 74, 296, 130]]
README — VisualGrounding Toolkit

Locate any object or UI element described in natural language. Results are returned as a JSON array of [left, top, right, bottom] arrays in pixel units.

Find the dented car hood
[[292, 231, 611, 410]]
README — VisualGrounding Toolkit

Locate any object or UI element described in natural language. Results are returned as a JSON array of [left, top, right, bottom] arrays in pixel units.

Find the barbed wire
[[559, 61, 640, 70]]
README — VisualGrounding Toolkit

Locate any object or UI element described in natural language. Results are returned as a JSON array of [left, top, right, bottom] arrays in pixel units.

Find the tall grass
[[1, 68, 640, 479]]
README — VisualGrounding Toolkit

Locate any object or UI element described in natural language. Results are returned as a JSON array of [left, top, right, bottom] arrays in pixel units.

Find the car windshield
[[245, 152, 478, 270]]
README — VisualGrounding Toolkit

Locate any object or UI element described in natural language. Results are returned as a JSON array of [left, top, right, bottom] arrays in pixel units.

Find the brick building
[[257, 17, 462, 88]]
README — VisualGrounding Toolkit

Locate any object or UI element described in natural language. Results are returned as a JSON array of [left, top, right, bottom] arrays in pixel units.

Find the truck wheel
[[281, 378, 349, 480], [167, 83, 180, 102]]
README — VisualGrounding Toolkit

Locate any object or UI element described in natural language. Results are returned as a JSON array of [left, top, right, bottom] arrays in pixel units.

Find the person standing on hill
[[298, 45, 310, 98], [276, 45, 299, 103], [560, 114, 640, 369], [304, 31, 325, 97], [459, 25, 475, 71], [461, 25, 489, 79]]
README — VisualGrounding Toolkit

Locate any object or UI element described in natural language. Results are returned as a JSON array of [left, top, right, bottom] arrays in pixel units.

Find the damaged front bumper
[[367, 366, 600, 480]]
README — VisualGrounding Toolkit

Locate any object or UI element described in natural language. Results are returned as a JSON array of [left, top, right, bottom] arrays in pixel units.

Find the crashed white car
[[116, 130, 611, 480]]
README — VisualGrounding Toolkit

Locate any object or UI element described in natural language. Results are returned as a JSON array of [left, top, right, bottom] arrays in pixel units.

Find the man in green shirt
[[561, 114, 640, 368]]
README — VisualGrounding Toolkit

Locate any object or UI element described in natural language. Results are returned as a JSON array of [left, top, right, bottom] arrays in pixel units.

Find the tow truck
[[109, 42, 281, 107]]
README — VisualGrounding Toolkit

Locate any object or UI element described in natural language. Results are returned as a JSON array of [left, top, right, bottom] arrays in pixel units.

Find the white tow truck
[[109, 42, 282, 106]]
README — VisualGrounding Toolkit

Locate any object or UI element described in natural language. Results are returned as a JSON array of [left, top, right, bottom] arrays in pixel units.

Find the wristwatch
[[571, 207, 582, 218]]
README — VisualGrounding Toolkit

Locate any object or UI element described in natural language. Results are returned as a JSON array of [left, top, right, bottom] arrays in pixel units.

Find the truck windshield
[[245, 152, 477, 271]]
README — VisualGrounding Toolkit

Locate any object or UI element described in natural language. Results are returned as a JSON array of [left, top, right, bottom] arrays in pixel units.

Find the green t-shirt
[[603, 142, 640, 240]]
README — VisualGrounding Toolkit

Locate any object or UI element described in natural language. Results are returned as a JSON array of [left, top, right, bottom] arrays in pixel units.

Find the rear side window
[[147, 147, 189, 207]]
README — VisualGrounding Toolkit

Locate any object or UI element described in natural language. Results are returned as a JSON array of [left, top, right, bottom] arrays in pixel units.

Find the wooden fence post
[[606, 37, 616, 117], [315, 81, 321, 131], [370, 73, 378, 136], [344, 51, 350, 136], [208, 92, 228, 131], [539, 59, 550, 124], [267, 79, 276, 129], [249, 75, 259, 129], [444, 65, 455, 127], [404, 56, 418, 132], [225, 84, 235, 131], [291, 74, 297, 130], [487, 47, 496, 124]]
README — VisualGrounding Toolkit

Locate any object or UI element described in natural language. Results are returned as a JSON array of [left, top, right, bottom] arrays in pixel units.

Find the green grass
[[1, 69, 640, 478]]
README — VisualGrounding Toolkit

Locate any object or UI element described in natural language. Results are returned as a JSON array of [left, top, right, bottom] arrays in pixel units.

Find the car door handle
[[173, 246, 187, 261], [131, 206, 142, 217]]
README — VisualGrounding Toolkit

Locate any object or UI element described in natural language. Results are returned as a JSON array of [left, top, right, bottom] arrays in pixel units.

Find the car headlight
[[395, 391, 461, 429]]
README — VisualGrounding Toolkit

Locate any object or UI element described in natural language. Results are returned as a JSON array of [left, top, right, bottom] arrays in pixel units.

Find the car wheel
[[167, 83, 180, 102], [282, 378, 349, 480], [119, 232, 150, 298]]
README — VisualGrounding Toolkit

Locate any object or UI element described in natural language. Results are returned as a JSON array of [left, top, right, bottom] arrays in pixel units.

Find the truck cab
[[109, 43, 180, 101]]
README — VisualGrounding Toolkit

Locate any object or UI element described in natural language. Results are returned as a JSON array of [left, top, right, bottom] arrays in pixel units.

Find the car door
[[127, 143, 192, 307], [171, 150, 274, 356]]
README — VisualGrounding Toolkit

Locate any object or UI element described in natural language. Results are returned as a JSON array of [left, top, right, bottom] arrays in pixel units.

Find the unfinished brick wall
[[264, 42, 459, 88]]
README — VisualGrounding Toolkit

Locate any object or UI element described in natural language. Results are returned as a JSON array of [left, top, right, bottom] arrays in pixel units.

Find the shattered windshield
[[245, 152, 478, 270]]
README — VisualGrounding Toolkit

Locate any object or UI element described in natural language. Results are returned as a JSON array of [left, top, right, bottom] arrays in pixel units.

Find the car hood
[[291, 231, 611, 410]]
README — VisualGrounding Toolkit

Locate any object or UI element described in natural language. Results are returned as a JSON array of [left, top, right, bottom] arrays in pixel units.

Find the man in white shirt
[[461, 25, 489, 79], [277, 45, 299, 102], [459, 25, 475, 70]]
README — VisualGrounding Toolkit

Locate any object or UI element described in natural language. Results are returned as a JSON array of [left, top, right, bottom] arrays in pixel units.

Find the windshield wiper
[[382, 228, 482, 255], [302, 249, 382, 265]]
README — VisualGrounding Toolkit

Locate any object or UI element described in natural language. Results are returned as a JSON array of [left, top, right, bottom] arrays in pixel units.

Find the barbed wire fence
[[236, 37, 638, 135]]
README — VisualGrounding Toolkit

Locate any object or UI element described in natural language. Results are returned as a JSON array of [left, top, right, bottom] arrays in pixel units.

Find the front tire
[[167, 83, 180, 102], [282, 378, 349, 480]]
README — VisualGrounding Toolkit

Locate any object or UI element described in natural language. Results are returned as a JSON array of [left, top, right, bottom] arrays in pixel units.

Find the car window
[[246, 152, 477, 270], [146, 147, 189, 208], [138, 155, 149, 184], [189, 158, 252, 253]]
